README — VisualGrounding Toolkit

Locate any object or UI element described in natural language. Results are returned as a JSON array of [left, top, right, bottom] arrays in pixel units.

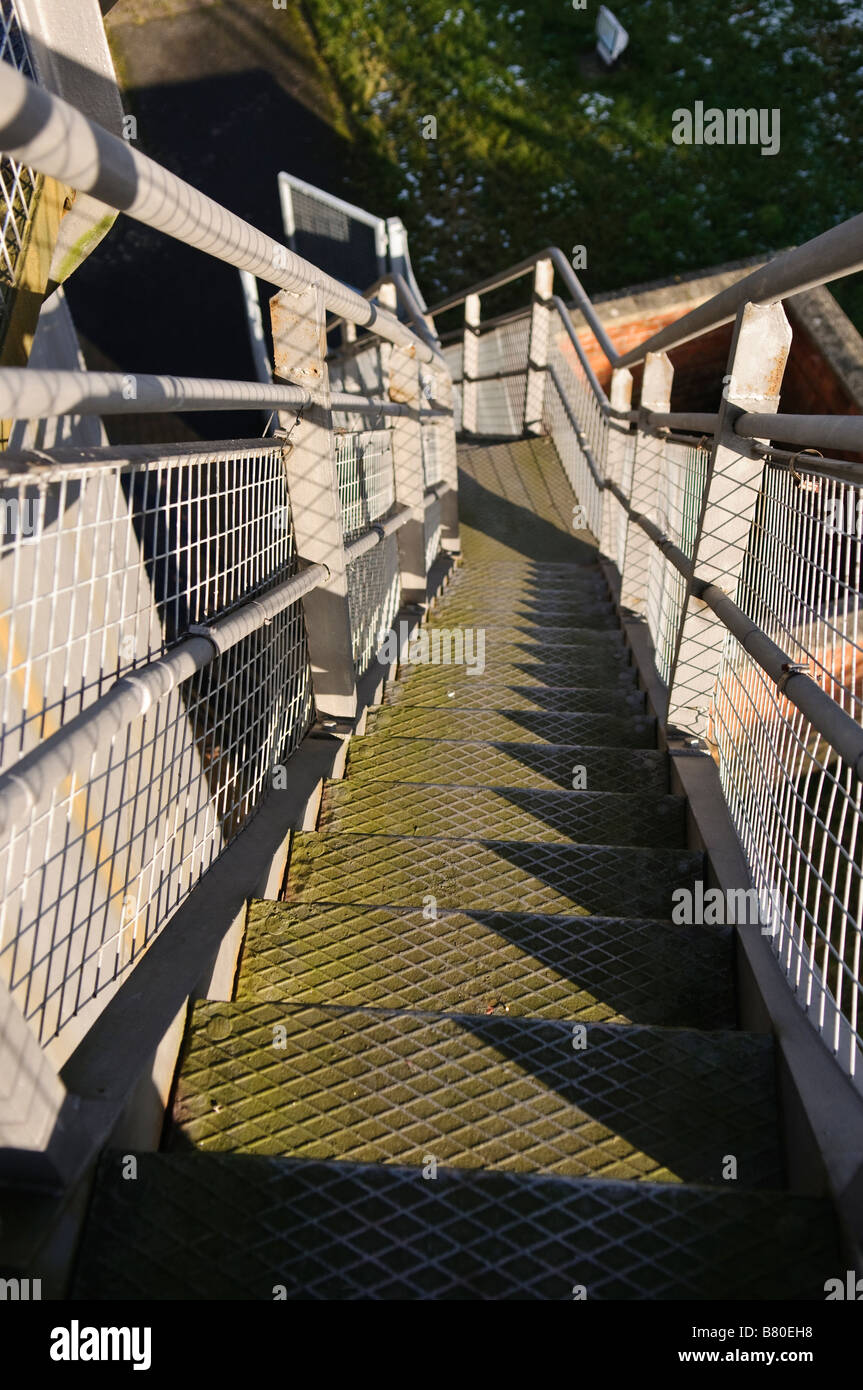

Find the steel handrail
[[0, 64, 438, 365], [428, 214, 863, 370]]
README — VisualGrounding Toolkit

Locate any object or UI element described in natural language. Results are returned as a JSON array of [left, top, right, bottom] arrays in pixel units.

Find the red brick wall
[[559, 303, 860, 458]]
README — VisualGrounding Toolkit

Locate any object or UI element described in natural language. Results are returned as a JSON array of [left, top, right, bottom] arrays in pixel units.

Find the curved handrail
[[428, 212, 863, 371], [0, 64, 439, 365]]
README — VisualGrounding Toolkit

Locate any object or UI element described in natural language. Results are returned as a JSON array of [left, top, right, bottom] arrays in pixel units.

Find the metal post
[[381, 282, 427, 603], [462, 292, 480, 436], [340, 320, 362, 395], [620, 352, 673, 613], [429, 360, 460, 551], [0, 978, 71, 1187], [666, 301, 792, 738], [600, 365, 633, 564], [270, 284, 357, 720], [524, 257, 554, 434]]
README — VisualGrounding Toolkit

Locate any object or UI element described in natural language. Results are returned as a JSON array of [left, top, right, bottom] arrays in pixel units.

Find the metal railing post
[[600, 365, 633, 564], [462, 292, 480, 435], [0, 977, 71, 1187], [379, 282, 427, 603], [340, 319, 362, 394], [270, 284, 357, 719], [430, 361, 460, 550], [620, 352, 673, 613], [524, 257, 554, 434], [666, 301, 792, 738]]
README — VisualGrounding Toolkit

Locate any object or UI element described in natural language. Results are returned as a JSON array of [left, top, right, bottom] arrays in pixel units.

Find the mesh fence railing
[[712, 459, 863, 1082], [438, 271, 863, 1090], [543, 340, 607, 540], [0, 441, 314, 1053], [0, 0, 38, 354], [442, 342, 463, 432], [644, 437, 709, 685], [473, 316, 530, 435], [335, 429, 401, 674]]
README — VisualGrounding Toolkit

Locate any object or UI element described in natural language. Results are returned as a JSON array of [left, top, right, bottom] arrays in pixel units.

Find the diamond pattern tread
[[384, 681, 646, 715], [285, 832, 701, 917], [346, 737, 670, 795], [438, 624, 622, 647], [363, 706, 657, 749], [434, 600, 618, 628], [423, 627, 626, 654], [317, 781, 685, 848], [73, 1152, 836, 1300], [395, 652, 635, 690], [237, 902, 734, 1028], [169, 1002, 781, 1188]]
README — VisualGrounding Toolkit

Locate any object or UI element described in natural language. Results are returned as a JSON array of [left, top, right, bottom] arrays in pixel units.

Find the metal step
[[285, 832, 702, 917], [346, 738, 670, 795], [392, 660, 639, 702], [422, 630, 627, 658], [167, 1002, 781, 1188], [317, 780, 684, 847], [73, 1153, 836, 1301], [237, 902, 733, 1028], [432, 601, 619, 628], [363, 706, 657, 749], [384, 681, 647, 714], [436, 623, 623, 646]]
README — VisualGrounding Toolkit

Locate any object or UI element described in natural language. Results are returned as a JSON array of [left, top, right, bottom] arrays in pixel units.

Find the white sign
[[596, 5, 628, 65]]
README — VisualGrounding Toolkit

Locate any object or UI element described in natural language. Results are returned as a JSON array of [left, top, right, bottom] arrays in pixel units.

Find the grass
[[302, 0, 863, 324]]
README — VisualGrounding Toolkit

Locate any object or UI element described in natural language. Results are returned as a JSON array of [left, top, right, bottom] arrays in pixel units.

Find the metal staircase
[[1, 37, 862, 1307], [71, 440, 838, 1300]]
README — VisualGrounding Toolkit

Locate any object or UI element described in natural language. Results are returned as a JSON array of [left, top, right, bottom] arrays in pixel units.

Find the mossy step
[[442, 576, 609, 599], [73, 1152, 837, 1300], [392, 655, 634, 689], [384, 682, 646, 715], [237, 902, 732, 1028], [363, 706, 656, 750], [393, 657, 639, 698], [443, 579, 610, 605], [454, 559, 605, 579], [431, 602, 618, 629], [285, 832, 700, 917], [168, 1002, 780, 1190], [430, 624, 622, 647], [346, 737, 669, 795], [318, 780, 682, 847], [421, 628, 625, 656]]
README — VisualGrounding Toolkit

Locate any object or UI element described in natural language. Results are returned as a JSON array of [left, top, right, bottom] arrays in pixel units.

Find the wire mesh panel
[[542, 343, 607, 540], [424, 492, 442, 574], [712, 459, 863, 1083], [0, 0, 39, 353], [616, 429, 636, 576], [336, 430, 401, 675], [335, 429, 395, 540], [279, 173, 386, 292], [421, 424, 443, 490], [473, 318, 529, 435], [442, 342, 463, 432], [645, 438, 709, 684], [0, 442, 313, 1055], [347, 536, 401, 676]]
